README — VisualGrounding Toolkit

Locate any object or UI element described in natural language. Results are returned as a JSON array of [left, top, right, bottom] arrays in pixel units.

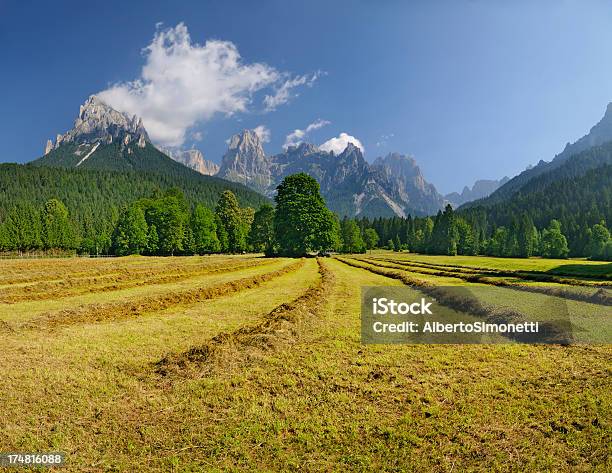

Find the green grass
[[369, 250, 612, 278]]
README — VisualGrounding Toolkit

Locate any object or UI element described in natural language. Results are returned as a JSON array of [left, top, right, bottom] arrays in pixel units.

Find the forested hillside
[[0, 163, 268, 253], [465, 135, 612, 209], [354, 164, 612, 260]]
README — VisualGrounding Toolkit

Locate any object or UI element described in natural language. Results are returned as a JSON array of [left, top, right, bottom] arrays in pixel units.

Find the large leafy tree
[[215, 190, 247, 253], [540, 219, 570, 258], [191, 204, 220, 254], [363, 228, 379, 253], [586, 221, 611, 260], [112, 204, 148, 256], [2, 203, 43, 251], [274, 173, 340, 256], [340, 218, 366, 253], [144, 195, 188, 256], [42, 199, 78, 250], [248, 203, 275, 255]]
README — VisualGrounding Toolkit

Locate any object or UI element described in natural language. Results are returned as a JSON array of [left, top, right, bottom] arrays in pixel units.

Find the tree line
[[0, 173, 357, 257], [356, 205, 612, 261], [1, 170, 610, 261]]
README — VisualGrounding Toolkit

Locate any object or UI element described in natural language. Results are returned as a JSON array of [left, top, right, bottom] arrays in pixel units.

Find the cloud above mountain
[[98, 23, 316, 147], [283, 119, 331, 149], [253, 125, 271, 143], [264, 72, 322, 111], [320, 133, 364, 154]]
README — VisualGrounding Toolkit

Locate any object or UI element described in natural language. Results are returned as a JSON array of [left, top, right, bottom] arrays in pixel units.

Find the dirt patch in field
[[24, 260, 305, 330], [155, 259, 335, 378]]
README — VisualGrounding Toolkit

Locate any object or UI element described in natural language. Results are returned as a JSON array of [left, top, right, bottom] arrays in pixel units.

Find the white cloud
[[283, 118, 330, 149], [264, 71, 322, 111], [320, 133, 364, 154], [98, 23, 314, 147], [253, 125, 271, 143]]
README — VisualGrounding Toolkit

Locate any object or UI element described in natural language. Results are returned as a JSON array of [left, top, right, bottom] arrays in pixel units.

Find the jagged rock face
[[445, 177, 510, 207], [217, 132, 444, 217], [217, 130, 272, 192], [36, 96, 196, 173], [161, 148, 220, 176], [370, 153, 445, 216], [44, 95, 149, 154]]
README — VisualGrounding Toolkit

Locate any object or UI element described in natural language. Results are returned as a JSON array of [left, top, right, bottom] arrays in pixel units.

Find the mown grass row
[[376, 255, 612, 283], [363, 257, 611, 307], [336, 257, 573, 344], [156, 258, 335, 378], [0, 259, 273, 303], [0, 256, 248, 285], [23, 259, 306, 330]]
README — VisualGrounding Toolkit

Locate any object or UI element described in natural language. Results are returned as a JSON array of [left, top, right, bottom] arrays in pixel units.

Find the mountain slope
[[216, 130, 445, 217], [460, 162, 611, 255], [28, 96, 266, 205], [0, 162, 268, 254], [470, 102, 612, 207]]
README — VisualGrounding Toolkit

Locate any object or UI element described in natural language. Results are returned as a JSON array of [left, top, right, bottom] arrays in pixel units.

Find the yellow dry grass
[[0, 254, 609, 472]]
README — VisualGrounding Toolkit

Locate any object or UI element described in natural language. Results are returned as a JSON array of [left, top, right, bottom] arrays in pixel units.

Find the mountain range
[[444, 177, 509, 208], [34, 96, 451, 218], [27, 95, 612, 223], [215, 130, 445, 217]]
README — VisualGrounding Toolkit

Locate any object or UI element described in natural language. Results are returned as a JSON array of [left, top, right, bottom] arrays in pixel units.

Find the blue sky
[[2, 0, 612, 193]]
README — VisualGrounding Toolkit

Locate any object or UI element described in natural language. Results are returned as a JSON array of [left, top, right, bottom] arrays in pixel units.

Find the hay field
[[0, 254, 610, 471]]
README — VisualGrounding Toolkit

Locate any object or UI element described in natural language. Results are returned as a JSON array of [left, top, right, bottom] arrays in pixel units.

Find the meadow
[[0, 252, 610, 471]]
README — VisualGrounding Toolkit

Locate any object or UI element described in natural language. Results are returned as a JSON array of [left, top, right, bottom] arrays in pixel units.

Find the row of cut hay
[[0, 259, 273, 304], [0, 256, 248, 285], [375, 255, 611, 285], [155, 258, 335, 378], [336, 257, 573, 344], [23, 260, 306, 330], [362, 258, 612, 307]]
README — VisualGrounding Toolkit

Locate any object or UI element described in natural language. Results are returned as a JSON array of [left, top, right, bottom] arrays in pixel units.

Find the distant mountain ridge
[[445, 177, 509, 207], [216, 130, 445, 217], [467, 102, 612, 208], [159, 148, 219, 176]]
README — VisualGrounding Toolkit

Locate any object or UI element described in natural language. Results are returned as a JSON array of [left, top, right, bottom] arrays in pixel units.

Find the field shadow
[[546, 263, 612, 280]]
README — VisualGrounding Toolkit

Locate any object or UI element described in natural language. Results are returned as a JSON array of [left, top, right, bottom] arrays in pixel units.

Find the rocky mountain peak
[[44, 95, 149, 154], [373, 153, 422, 181], [159, 147, 219, 176], [216, 133, 444, 217], [293, 142, 319, 156], [227, 129, 264, 153], [217, 129, 271, 192]]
